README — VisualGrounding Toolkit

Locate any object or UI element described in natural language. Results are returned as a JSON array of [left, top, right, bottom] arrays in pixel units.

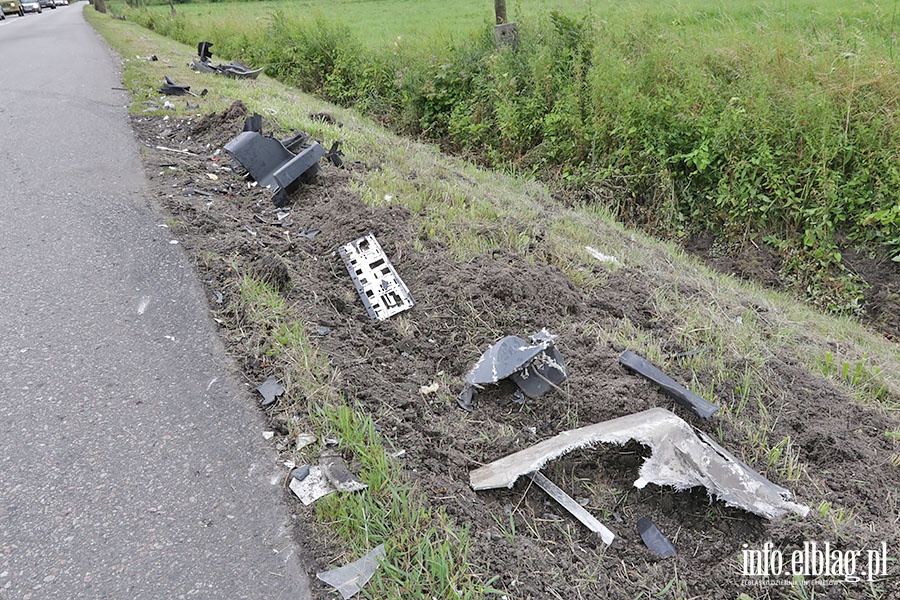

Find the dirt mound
[[131, 105, 900, 599]]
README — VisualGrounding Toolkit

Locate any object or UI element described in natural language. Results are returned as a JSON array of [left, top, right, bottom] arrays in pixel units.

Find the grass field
[[120, 0, 900, 315]]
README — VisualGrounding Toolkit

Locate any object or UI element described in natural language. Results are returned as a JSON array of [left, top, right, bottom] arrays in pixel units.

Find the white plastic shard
[[585, 245, 620, 265], [527, 471, 615, 545], [338, 233, 415, 322], [316, 544, 386, 600], [470, 408, 809, 520]]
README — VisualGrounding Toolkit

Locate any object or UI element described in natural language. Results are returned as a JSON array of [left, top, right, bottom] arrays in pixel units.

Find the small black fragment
[[637, 516, 676, 558]]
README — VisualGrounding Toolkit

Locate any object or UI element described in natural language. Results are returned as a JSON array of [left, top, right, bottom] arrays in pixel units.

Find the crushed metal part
[[338, 233, 415, 322], [224, 130, 325, 207], [255, 375, 284, 407], [619, 350, 720, 419], [526, 471, 615, 545], [637, 516, 676, 558], [316, 544, 385, 600], [459, 330, 567, 410], [469, 407, 809, 519]]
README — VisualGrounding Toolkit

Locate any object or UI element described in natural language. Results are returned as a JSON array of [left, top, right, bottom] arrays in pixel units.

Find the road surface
[[0, 5, 312, 599]]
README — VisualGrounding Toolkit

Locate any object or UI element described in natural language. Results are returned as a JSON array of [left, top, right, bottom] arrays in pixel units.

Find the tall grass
[[126, 0, 900, 311]]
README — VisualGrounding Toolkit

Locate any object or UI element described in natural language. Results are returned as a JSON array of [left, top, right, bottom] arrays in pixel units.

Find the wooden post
[[494, 0, 507, 24], [169, 0, 175, 17]]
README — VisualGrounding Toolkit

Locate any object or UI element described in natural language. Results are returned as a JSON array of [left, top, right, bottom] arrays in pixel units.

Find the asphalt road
[[0, 6, 312, 599]]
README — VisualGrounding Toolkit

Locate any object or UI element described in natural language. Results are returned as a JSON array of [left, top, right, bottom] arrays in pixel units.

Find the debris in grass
[[262, 431, 275, 440], [191, 57, 264, 79], [526, 471, 615, 545], [213, 291, 223, 304], [288, 452, 368, 505], [316, 544, 385, 600], [296, 433, 317, 450], [585, 245, 620, 265], [255, 375, 284, 407], [619, 350, 720, 419], [470, 407, 809, 519], [315, 325, 330, 337], [159, 75, 207, 98], [637, 516, 676, 558], [338, 233, 415, 322], [224, 122, 325, 207], [459, 329, 567, 410]]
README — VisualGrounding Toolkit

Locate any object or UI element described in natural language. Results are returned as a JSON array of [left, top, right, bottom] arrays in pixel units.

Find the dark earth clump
[[131, 103, 899, 600]]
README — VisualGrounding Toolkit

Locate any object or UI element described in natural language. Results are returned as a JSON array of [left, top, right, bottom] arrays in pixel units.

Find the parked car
[[52, 0, 65, 5], [0, 0, 23, 17], [20, 0, 41, 13], [38, 0, 55, 8]]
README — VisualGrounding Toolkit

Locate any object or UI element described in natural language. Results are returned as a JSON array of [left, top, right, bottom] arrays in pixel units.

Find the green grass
[[87, 9, 900, 598], [118, 0, 900, 312]]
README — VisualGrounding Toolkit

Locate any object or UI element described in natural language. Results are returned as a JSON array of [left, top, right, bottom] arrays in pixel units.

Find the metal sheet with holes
[[338, 233, 415, 321]]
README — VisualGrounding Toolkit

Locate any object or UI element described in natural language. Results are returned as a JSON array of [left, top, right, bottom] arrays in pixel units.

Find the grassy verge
[[120, 0, 900, 312], [88, 8, 900, 598]]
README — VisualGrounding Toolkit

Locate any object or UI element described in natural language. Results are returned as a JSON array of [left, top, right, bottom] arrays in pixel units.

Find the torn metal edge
[[527, 471, 615, 545], [469, 407, 808, 519], [338, 233, 415, 322]]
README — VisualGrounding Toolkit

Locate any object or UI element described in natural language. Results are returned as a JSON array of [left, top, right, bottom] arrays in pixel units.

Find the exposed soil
[[131, 103, 900, 600], [684, 233, 900, 341]]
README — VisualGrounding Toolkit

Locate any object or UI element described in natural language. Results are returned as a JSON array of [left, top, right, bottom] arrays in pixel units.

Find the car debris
[[637, 516, 676, 558], [469, 407, 809, 519], [458, 330, 567, 411], [619, 350, 720, 419], [256, 375, 284, 407], [296, 433, 317, 450], [338, 233, 415, 322], [288, 451, 368, 505], [192, 40, 263, 79], [316, 544, 385, 600], [159, 75, 207, 98], [191, 57, 264, 79], [224, 124, 325, 207], [526, 471, 615, 545]]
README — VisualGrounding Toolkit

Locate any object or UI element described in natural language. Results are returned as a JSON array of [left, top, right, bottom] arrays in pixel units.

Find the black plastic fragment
[[159, 75, 207, 98], [291, 464, 310, 482], [280, 131, 311, 153], [457, 385, 474, 411], [243, 113, 263, 134], [224, 128, 325, 208], [637, 516, 676, 558], [618, 350, 720, 419], [198, 41, 213, 61], [325, 140, 344, 168], [512, 390, 526, 405]]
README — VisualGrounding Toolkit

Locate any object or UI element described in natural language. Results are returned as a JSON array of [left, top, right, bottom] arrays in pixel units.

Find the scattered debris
[[183, 186, 212, 197], [315, 325, 330, 337], [338, 233, 415, 322], [619, 350, 720, 419], [585, 245, 620, 265], [224, 121, 325, 207], [458, 330, 567, 411], [298, 228, 321, 240], [159, 75, 207, 98], [255, 375, 284, 407], [526, 471, 615, 545], [324, 140, 344, 168], [469, 407, 809, 519], [309, 111, 340, 126], [316, 544, 385, 600], [288, 452, 368, 505], [637, 516, 676, 558], [213, 291, 223, 304], [192, 57, 264, 79], [262, 431, 275, 440]]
